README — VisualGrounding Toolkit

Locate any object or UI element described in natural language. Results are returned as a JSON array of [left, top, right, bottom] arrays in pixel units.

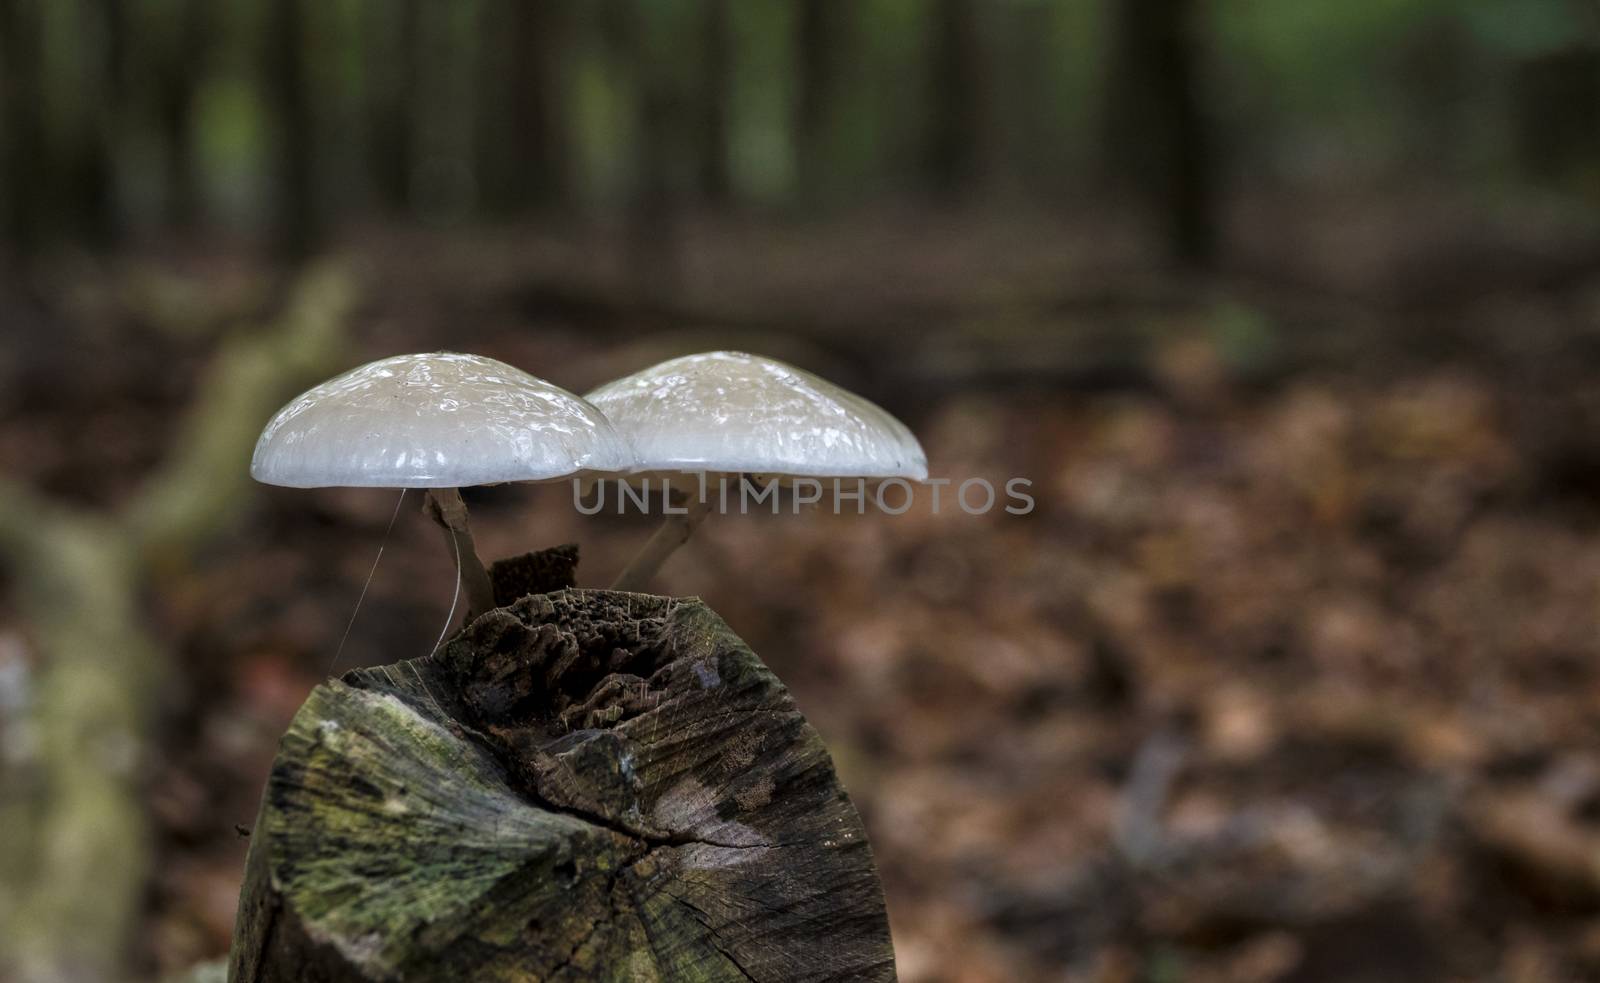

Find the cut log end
[[229, 574, 895, 982]]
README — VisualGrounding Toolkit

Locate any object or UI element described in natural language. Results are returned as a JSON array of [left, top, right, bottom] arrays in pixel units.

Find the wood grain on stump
[[228, 581, 894, 982]]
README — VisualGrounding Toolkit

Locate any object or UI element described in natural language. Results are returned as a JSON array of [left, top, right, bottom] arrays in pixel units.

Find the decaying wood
[[229, 578, 895, 982], [488, 542, 579, 605]]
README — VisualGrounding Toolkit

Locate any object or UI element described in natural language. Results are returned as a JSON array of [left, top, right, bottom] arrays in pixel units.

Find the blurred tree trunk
[[1398, 13, 1470, 179], [157, 0, 207, 229], [1101, 0, 1216, 268], [510, 0, 569, 211], [56, 0, 121, 250], [366, 0, 418, 213], [1007, 1, 1057, 196], [698, 0, 731, 203], [0, 0, 47, 256], [476, 0, 569, 214], [265, 0, 318, 258], [923, 0, 984, 198], [0, 0, 121, 251], [614, 0, 682, 304], [630, 84, 681, 303], [795, 0, 845, 202], [1511, 45, 1600, 194], [474, 0, 513, 211]]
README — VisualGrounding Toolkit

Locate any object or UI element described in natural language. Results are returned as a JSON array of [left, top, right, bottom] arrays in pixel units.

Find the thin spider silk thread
[[430, 523, 463, 657], [408, 513, 459, 721], [327, 488, 408, 677]]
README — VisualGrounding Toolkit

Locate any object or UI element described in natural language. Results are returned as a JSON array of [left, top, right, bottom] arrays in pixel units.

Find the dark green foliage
[[2, 0, 1589, 256]]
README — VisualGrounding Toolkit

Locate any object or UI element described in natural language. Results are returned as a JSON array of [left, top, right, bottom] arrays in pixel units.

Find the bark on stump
[[228, 572, 894, 981]]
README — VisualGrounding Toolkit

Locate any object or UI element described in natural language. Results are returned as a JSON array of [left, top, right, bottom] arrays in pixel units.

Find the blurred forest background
[[3, 0, 1600, 981]]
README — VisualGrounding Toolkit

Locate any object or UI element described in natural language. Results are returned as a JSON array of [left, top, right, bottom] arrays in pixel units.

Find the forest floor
[[4, 195, 1600, 981]]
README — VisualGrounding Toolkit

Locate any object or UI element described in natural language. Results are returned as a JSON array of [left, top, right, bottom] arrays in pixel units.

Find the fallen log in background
[[229, 573, 894, 982], [0, 265, 354, 983]]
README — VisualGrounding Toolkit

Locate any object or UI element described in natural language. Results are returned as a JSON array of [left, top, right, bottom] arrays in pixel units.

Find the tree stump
[[228, 564, 895, 981]]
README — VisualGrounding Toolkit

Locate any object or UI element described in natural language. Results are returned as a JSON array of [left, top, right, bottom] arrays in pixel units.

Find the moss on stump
[[228, 585, 895, 982]]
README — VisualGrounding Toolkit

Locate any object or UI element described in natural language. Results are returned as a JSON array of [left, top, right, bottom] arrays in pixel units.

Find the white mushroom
[[253, 351, 632, 614], [586, 350, 927, 590]]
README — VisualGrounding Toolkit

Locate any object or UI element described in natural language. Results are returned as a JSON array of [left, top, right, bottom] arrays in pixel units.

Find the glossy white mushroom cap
[[585, 351, 927, 480], [251, 352, 634, 488]]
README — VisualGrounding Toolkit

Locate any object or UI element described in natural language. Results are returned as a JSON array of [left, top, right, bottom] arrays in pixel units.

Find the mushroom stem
[[612, 492, 715, 592], [423, 487, 497, 617]]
